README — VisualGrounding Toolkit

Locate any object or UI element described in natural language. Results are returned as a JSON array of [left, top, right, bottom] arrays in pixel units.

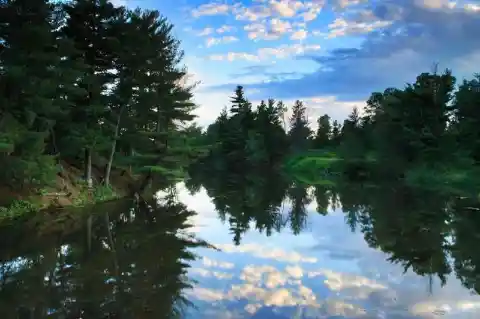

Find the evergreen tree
[[288, 100, 312, 152], [453, 75, 480, 161], [0, 0, 78, 189], [314, 114, 331, 149], [59, 0, 123, 187]]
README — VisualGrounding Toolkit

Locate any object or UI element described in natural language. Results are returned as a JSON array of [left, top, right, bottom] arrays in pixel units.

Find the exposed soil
[[0, 159, 138, 209]]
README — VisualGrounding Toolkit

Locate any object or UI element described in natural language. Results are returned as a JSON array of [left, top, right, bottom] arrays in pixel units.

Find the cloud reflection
[[177, 184, 480, 318], [215, 243, 318, 264]]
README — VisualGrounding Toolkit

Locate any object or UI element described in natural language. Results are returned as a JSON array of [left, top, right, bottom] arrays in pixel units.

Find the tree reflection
[[188, 166, 480, 297], [188, 165, 316, 244], [337, 182, 452, 284], [286, 181, 312, 235], [450, 197, 480, 294], [0, 193, 208, 318]]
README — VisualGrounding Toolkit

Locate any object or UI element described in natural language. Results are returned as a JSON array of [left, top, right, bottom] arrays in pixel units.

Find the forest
[[0, 0, 205, 213], [2, 0, 480, 216], [198, 69, 480, 195]]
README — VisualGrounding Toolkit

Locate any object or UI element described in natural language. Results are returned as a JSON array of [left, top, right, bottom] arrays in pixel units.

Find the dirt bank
[[0, 159, 138, 211]]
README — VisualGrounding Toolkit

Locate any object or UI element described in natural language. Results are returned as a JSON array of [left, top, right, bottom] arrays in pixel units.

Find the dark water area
[[2, 170, 480, 318]]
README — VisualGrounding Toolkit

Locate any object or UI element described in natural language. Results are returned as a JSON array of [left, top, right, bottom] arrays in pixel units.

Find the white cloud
[[257, 43, 321, 58], [216, 24, 235, 33], [302, 5, 322, 21], [308, 268, 388, 300], [239, 264, 294, 288], [234, 4, 272, 21], [414, 0, 453, 10], [192, 2, 230, 17], [331, 0, 366, 10], [327, 17, 393, 38], [206, 36, 239, 47], [285, 265, 304, 278], [301, 96, 364, 124], [203, 256, 235, 269], [290, 29, 307, 40], [244, 303, 262, 314], [197, 27, 214, 36], [266, 270, 289, 288], [208, 52, 261, 62], [110, 0, 127, 6], [324, 299, 368, 317], [270, 18, 292, 34], [269, 0, 303, 17], [186, 287, 225, 301], [208, 43, 321, 62], [244, 18, 293, 40], [187, 282, 321, 310], [190, 267, 234, 279]]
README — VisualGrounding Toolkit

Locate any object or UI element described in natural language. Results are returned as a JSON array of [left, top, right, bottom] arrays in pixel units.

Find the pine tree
[[288, 100, 311, 152], [314, 114, 331, 149], [59, 0, 123, 187], [116, 10, 197, 192], [0, 0, 75, 189], [452, 75, 480, 161]]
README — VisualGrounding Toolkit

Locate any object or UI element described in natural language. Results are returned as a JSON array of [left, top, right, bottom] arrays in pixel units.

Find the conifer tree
[[288, 100, 312, 152], [314, 114, 331, 148], [59, 0, 123, 187], [0, 0, 77, 189]]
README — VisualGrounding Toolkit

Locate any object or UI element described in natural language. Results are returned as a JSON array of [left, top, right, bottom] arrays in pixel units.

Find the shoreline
[[0, 160, 139, 220]]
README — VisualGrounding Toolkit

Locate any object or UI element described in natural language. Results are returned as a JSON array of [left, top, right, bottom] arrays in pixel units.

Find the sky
[[116, 0, 480, 127], [168, 184, 480, 318]]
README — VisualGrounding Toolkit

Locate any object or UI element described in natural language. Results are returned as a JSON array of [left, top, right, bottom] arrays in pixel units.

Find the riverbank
[[0, 159, 138, 219], [284, 150, 480, 197]]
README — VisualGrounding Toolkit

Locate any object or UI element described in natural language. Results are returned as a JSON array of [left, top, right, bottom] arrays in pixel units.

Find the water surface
[[1, 175, 480, 318]]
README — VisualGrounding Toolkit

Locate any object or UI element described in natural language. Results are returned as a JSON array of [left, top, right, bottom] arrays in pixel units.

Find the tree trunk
[[105, 106, 125, 187], [129, 147, 134, 174], [105, 212, 119, 276], [85, 148, 93, 188], [87, 215, 92, 252]]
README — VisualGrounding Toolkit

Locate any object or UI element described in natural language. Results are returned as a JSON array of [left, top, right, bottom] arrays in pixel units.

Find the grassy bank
[[285, 149, 480, 197], [0, 160, 138, 220]]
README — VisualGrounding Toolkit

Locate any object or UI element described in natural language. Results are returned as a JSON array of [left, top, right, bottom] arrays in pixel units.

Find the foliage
[[279, 68, 480, 189], [0, 200, 40, 220], [73, 182, 119, 206], [0, 0, 201, 206]]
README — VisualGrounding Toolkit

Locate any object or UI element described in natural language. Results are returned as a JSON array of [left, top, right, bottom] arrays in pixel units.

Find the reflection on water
[[2, 170, 480, 318], [0, 192, 208, 318]]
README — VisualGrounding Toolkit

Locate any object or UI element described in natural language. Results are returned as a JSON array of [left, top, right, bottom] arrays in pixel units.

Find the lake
[[1, 173, 480, 318]]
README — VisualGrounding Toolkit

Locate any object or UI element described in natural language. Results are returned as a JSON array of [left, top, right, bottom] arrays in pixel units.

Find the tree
[[288, 100, 312, 152], [0, 0, 80, 189], [59, 0, 123, 187], [314, 114, 331, 149], [452, 74, 480, 161]]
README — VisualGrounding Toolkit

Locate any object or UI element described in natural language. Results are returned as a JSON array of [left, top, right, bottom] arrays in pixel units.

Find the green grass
[[285, 150, 340, 171], [405, 164, 480, 197], [72, 183, 120, 206], [284, 150, 341, 186]]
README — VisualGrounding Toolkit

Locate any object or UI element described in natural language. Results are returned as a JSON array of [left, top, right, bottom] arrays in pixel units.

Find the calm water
[[2, 173, 480, 318]]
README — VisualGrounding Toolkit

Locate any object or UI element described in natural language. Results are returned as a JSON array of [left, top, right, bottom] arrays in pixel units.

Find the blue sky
[[116, 0, 480, 127]]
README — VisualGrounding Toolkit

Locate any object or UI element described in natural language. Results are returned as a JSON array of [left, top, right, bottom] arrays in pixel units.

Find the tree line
[[0, 0, 200, 193], [199, 69, 480, 183]]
